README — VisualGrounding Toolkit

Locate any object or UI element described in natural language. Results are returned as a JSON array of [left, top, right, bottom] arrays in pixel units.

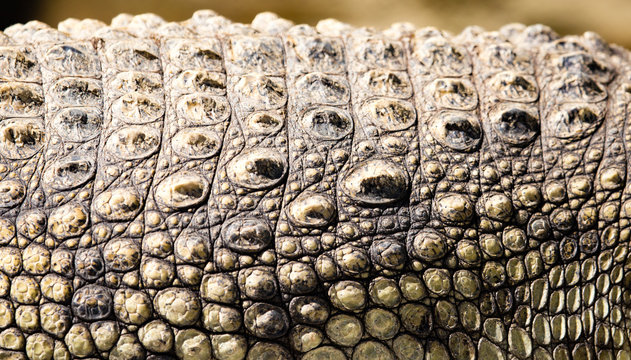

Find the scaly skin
[[0, 9, 629, 360]]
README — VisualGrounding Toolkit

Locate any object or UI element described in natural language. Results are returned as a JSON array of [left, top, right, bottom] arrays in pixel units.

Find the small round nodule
[[247, 342, 293, 360], [174, 329, 211, 360], [393, 334, 425, 360], [93, 188, 143, 221], [72, 285, 113, 321], [103, 238, 141, 272], [202, 304, 242, 333], [328, 281, 367, 312], [109, 334, 146, 360], [365, 308, 400, 340], [47, 202, 89, 240], [455, 240, 482, 266], [0, 247, 21, 277], [502, 227, 528, 253], [453, 270, 481, 299], [211, 334, 248, 360], [0, 218, 16, 244], [138, 320, 173, 353], [0, 179, 26, 209], [222, 217, 273, 254], [434, 193, 474, 225], [480, 193, 513, 222], [289, 325, 323, 353], [75, 247, 105, 281], [65, 323, 96, 357], [334, 245, 371, 277], [238, 267, 278, 300], [154, 287, 201, 327], [244, 303, 289, 339], [400, 303, 433, 336], [423, 268, 452, 296], [113, 288, 152, 325], [90, 320, 120, 352], [369, 277, 401, 308], [513, 184, 542, 209], [289, 296, 330, 325], [200, 273, 238, 304], [25, 333, 55, 360], [174, 233, 210, 264], [10, 275, 41, 305], [353, 340, 396, 360], [40, 274, 71, 303], [600, 167, 624, 190], [326, 314, 363, 347], [370, 239, 407, 270], [277, 262, 318, 295], [303, 346, 346, 360]]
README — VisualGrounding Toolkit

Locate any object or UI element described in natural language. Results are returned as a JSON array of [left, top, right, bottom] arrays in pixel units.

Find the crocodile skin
[[0, 9, 629, 360]]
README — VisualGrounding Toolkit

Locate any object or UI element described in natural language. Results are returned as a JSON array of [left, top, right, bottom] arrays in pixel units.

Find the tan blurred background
[[3, 0, 631, 49]]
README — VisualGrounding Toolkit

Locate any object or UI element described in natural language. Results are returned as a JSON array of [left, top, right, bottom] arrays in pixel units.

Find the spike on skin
[[0, 10, 628, 360]]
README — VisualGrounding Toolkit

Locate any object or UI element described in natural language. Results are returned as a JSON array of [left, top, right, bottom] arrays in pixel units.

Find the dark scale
[[0, 9, 629, 360]]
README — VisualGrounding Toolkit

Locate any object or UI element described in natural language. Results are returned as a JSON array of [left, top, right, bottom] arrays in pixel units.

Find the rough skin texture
[[0, 9, 629, 360]]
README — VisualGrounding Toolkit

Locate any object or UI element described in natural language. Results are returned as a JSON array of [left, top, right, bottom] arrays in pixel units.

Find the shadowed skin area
[[0, 9, 629, 360]]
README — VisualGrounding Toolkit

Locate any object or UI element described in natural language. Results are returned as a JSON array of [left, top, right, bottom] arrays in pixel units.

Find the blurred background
[[2, 0, 630, 49]]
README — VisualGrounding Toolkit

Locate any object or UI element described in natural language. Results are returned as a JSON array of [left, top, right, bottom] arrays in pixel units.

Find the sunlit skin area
[[0, 3, 629, 360]]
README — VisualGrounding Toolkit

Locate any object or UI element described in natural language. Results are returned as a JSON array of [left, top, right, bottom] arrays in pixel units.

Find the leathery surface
[[0, 9, 629, 360]]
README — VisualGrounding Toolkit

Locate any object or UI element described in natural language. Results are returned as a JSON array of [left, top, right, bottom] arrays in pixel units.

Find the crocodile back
[[0, 10, 629, 360]]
